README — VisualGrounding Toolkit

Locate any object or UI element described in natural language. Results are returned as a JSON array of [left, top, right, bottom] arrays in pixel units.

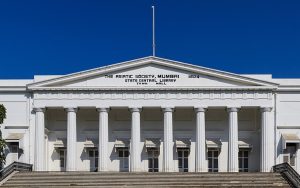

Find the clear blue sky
[[0, 0, 299, 78]]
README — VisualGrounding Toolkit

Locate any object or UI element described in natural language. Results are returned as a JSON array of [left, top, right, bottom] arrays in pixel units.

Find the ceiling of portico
[[27, 56, 278, 90]]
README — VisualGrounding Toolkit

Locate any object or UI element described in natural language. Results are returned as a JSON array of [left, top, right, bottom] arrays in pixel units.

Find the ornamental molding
[[33, 90, 273, 100]]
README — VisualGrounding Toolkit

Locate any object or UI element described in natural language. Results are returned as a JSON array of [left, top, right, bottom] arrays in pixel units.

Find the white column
[[129, 107, 141, 172], [260, 107, 273, 172], [97, 107, 109, 172], [195, 107, 207, 172], [34, 107, 45, 171], [162, 107, 174, 172], [65, 107, 77, 171], [227, 107, 239, 172]]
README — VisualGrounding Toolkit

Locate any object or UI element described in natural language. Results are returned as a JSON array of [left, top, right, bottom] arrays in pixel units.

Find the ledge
[[277, 126, 300, 129]]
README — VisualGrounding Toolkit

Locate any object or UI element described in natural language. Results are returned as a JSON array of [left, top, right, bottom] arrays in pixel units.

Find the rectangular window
[[95, 150, 98, 168], [88, 149, 98, 171], [239, 149, 249, 172], [284, 143, 297, 167], [59, 150, 66, 168], [118, 148, 129, 171], [178, 149, 189, 172], [8, 142, 19, 153], [148, 148, 159, 172], [208, 150, 219, 172]]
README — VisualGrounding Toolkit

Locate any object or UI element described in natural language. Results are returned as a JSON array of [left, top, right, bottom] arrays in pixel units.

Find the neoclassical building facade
[[1, 56, 300, 173]]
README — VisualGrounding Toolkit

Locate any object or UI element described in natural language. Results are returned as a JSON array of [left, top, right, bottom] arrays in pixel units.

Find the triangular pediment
[[27, 56, 278, 90]]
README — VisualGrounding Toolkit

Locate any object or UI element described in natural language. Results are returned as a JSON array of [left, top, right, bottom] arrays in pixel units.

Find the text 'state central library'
[[2, 56, 300, 173]]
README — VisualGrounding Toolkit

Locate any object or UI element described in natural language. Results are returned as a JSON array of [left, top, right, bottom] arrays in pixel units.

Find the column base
[[66, 168, 77, 172], [195, 168, 208, 172], [98, 169, 109, 172], [130, 168, 142, 172], [228, 169, 239, 172], [163, 168, 175, 172]]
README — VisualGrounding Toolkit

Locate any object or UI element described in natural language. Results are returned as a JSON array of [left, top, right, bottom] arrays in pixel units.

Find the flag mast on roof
[[152, 6, 156, 57]]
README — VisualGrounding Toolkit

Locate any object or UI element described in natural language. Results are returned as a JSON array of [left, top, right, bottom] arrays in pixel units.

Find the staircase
[[1, 172, 291, 187]]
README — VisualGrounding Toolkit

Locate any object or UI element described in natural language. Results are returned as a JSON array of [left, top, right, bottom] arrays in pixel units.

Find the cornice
[[277, 86, 300, 92], [0, 86, 27, 92], [28, 86, 277, 91]]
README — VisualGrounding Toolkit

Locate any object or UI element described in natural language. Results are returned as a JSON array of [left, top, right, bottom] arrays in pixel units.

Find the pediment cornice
[[27, 56, 279, 90]]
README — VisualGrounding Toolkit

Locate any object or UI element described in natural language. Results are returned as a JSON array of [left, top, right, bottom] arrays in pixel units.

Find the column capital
[[96, 107, 110, 113], [227, 107, 240, 112], [194, 106, 207, 112], [260, 107, 272, 112], [129, 107, 142, 113], [65, 107, 78, 113], [161, 107, 174, 112], [33, 107, 45, 113]]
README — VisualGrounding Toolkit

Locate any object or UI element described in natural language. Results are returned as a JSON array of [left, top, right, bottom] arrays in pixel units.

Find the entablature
[[32, 90, 273, 100]]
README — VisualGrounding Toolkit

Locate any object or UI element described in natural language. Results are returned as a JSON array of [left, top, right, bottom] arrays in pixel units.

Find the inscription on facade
[[104, 74, 204, 86], [105, 74, 180, 85]]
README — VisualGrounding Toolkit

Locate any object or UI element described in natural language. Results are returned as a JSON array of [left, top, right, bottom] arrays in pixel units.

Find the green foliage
[[0, 104, 6, 169], [0, 104, 6, 124], [0, 139, 6, 166]]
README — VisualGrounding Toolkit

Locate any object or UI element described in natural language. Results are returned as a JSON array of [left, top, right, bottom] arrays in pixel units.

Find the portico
[[24, 56, 278, 173], [33, 103, 273, 172]]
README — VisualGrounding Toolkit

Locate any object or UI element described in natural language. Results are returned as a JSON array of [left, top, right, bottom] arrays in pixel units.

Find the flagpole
[[152, 6, 155, 57]]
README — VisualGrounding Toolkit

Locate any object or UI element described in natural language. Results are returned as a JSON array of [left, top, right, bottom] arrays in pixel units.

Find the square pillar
[[65, 107, 77, 171], [33, 107, 45, 171], [227, 107, 239, 172], [162, 107, 174, 172]]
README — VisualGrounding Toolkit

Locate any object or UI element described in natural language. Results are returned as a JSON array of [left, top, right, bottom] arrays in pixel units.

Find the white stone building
[[1, 56, 300, 173]]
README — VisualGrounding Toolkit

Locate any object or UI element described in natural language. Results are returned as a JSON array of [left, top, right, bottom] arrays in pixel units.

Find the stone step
[[2, 181, 290, 186], [8, 175, 284, 180], [12, 173, 283, 178], [14, 172, 282, 176], [2, 172, 290, 188], [5, 180, 287, 185], [6, 176, 286, 182], [4, 177, 290, 183], [0, 185, 291, 188]]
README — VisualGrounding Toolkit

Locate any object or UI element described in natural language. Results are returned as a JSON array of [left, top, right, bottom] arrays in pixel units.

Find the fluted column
[[65, 107, 77, 171], [195, 107, 207, 172], [162, 107, 174, 172], [129, 107, 141, 172], [227, 107, 239, 172], [260, 107, 273, 172], [34, 107, 45, 171], [97, 107, 109, 172]]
